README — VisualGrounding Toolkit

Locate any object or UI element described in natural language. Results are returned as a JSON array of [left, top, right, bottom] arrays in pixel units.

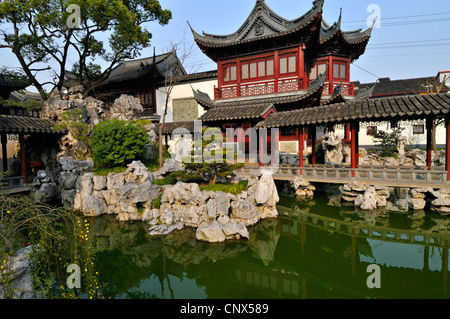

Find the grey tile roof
[[356, 77, 449, 97], [105, 51, 187, 84], [0, 115, 65, 134], [200, 103, 274, 122], [255, 94, 450, 128], [0, 74, 31, 88]]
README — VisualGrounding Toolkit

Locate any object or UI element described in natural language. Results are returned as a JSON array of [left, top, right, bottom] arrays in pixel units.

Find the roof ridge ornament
[[254, 19, 265, 36]]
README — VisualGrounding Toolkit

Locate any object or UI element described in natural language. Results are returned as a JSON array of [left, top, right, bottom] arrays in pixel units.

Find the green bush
[[372, 128, 403, 158], [152, 177, 178, 186], [90, 119, 149, 168]]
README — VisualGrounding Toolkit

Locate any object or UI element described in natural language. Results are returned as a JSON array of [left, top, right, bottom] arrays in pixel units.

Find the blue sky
[[146, 0, 450, 83], [2, 0, 450, 89]]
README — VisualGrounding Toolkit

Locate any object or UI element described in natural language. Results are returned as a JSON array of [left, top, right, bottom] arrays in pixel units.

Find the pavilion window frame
[[223, 64, 238, 83], [240, 55, 275, 83], [279, 52, 298, 76], [309, 62, 327, 81], [332, 60, 349, 81]]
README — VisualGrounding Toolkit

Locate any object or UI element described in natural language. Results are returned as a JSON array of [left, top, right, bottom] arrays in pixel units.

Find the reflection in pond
[[88, 194, 450, 299]]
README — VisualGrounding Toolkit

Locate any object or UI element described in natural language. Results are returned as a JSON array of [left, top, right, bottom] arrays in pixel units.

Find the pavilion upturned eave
[[188, 0, 324, 58]]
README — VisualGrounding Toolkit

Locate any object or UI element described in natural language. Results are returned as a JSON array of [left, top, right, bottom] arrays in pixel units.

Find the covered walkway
[[0, 114, 65, 188], [255, 93, 450, 184]]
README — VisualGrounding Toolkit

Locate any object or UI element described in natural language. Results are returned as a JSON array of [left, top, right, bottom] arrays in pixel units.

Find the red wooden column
[[274, 51, 280, 93], [298, 127, 304, 173], [19, 134, 27, 184], [344, 123, 350, 142], [259, 129, 265, 167], [426, 117, 433, 170], [310, 126, 316, 167], [350, 121, 359, 177], [446, 115, 450, 181], [355, 123, 360, 167]]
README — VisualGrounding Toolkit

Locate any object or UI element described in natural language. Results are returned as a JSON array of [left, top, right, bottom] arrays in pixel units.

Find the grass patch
[[168, 170, 206, 183], [200, 180, 248, 195], [152, 177, 178, 186], [94, 166, 127, 176]]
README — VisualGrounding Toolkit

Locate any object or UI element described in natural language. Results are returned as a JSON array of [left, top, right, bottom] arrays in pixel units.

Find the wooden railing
[[1, 176, 25, 189], [214, 77, 307, 100], [322, 81, 355, 96]]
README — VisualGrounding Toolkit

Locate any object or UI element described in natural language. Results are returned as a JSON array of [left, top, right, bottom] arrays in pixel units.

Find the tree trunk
[[209, 173, 217, 185], [432, 121, 438, 152], [159, 94, 170, 168]]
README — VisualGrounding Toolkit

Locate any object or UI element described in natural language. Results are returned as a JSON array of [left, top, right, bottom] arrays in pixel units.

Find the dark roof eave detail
[[255, 94, 450, 129], [188, 0, 324, 51]]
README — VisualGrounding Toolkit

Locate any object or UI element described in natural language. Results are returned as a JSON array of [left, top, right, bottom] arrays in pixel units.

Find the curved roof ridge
[[188, 0, 324, 47]]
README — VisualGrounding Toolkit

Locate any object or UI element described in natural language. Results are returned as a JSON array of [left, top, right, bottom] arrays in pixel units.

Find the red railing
[[214, 77, 307, 100], [322, 81, 355, 96]]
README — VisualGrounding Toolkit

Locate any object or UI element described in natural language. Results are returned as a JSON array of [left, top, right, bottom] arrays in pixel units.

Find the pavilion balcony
[[322, 81, 355, 96], [214, 77, 308, 100]]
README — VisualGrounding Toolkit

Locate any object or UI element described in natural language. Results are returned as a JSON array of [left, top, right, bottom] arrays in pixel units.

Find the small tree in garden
[[183, 127, 244, 185], [372, 128, 403, 158], [90, 119, 148, 168]]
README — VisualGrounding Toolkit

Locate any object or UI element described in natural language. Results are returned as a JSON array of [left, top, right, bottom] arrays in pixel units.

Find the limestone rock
[[409, 198, 426, 210], [148, 223, 184, 236], [107, 172, 125, 190], [322, 132, 343, 164], [93, 175, 107, 191], [110, 94, 143, 121], [153, 158, 183, 178], [124, 161, 153, 184], [230, 199, 261, 226], [161, 182, 204, 205], [196, 221, 227, 243], [0, 246, 39, 299], [82, 196, 107, 217], [221, 220, 249, 239], [35, 182, 58, 200]]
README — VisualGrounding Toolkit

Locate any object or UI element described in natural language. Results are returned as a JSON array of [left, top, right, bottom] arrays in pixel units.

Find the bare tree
[[158, 32, 199, 168]]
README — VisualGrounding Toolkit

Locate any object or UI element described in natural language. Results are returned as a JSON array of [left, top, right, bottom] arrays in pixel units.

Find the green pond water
[[87, 191, 450, 299]]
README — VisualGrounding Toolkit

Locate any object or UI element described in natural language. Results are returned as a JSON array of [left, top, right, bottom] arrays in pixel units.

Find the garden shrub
[[372, 128, 403, 158], [90, 119, 149, 168], [152, 177, 178, 186]]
